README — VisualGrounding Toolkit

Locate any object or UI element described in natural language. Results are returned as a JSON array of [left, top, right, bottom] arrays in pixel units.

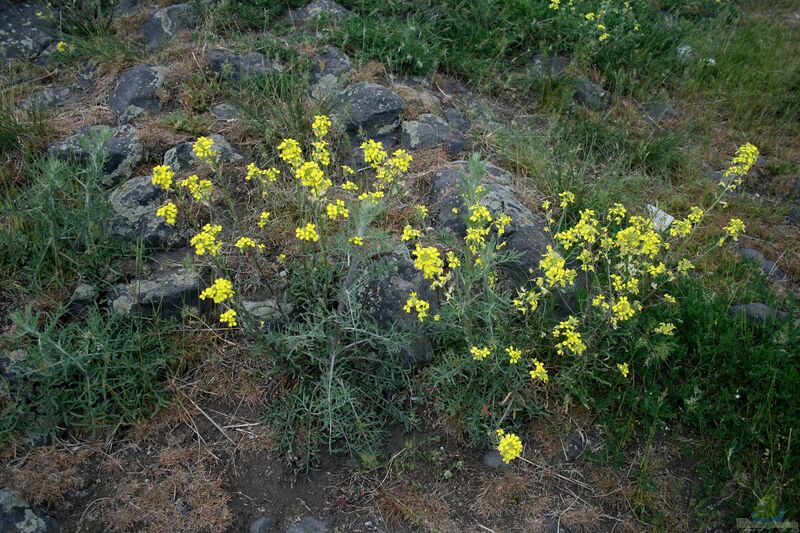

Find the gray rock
[[362, 248, 438, 368], [286, 516, 328, 533], [107, 176, 181, 249], [400, 114, 458, 152], [0, 489, 58, 533], [47, 126, 143, 186], [211, 103, 238, 120], [207, 48, 280, 81], [163, 133, 243, 171], [140, 3, 200, 51], [242, 299, 293, 323], [528, 54, 570, 78], [642, 102, 679, 124], [331, 82, 405, 142], [443, 106, 470, 132], [737, 248, 788, 282], [249, 515, 274, 533], [428, 161, 550, 278], [646, 204, 675, 232], [287, 0, 351, 23], [107, 64, 167, 122], [309, 46, 352, 99], [21, 86, 72, 110], [110, 267, 203, 318], [0, 1, 54, 63], [730, 303, 790, 324], [788, 204, 800, 225], [574, 77, 609, 111], [69, 283, 98, 315], [115, 0, 148, 17], [482, 450, 511, 471], [564, 430, 603, 462]]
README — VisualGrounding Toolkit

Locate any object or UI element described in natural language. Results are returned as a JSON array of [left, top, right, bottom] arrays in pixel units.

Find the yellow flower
[[513, 288, 541, 314], [277, 138, 304, 168], [360, 139, 387, 166], [219, 309, 238, 327], [599, 33, 610, 42], [190, 224, 223, 256], [446, 250, 461, 269], [312, 115, 332, 138], [277, 253, 287, 262], [663, 293, 676, 304], [295, 222, 319, 242], [415, 204, 429, 218], [151, 164, 174, 190], [156, 202, 177, 225], [296, 161, 331, 197], [677, 258, 695, 274], [470, 346, 491, 361], [584, 12, 595, 20], [245, 163, 280, 184], [496, 429, 523, 463], [357, 190, 384, 202], [200, 278, 235, 304], [553, 316, 586, 356], [342, 165, 355, 175], [433, 314, 441, 321], [591, 293, 610, 310], [192, 136, 217, 162], [56, 41, 68, 53], [258, 211, 271, 228], [654, 322, 676, 335], [724, 143, 759, 178], [495, 213, 512, 236], [341, 180, 359, 192], [539, 246, 576, 288], [530, 359, 549, 383], [541, 199, 551, 211], [722, 218, 746, 242], [311, 140, 331, 167], [558, 190, 576, 208], [326, 199, 349, 220], [451, 207, 459, 214], [548, 0, 560, 9], [401, 224, 421, 241], [412, 244, 444, 280], [179, 174, 213, 202], [611, 297, 637, 326], [617, 362, 630, 378], [506, 346, 522, 364], [469, 203, 492, 225], [403, 291, 430, 322], [348, 236, 364, 246], [235, 236, 257, 251]]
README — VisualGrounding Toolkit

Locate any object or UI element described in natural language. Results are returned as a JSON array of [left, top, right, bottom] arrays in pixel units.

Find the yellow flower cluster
[[277, 138, 304, 169], [513, 288, 541, 314], [296, 222, 319, 242], [151, 164, 174, 190], [553, 316, 586, 356], [325, 199, 349, 220], [219, 309, 237, 327], [348, 236, 364, 246], [359, 140, 413, 186], [156, 202, 177, 225], [530, 359, 549, 383], [617, 362, 630, 378], [610, 296, 638, 327], [190, 224, 223, 256], [245, 163, 280, 185], [296, 161, 332, 197], [506, 346, 522, 364], [539, 246, 577, 288], [357, 190, 384, 202], [401, 225, 421, 241], [724, 143, 759, 178], [403, 292, 430, 322], [496, 429, 523, 463], [235, 236, 257, 251], [193, 136, 217, 163], [258, 211, 270, 228], [719, 218, 746, 246], [179, 174, 212, 202], [470, 346, 491, 361], [412, 244, 444, 280], [312, 115, 332, 138], [200, 278, 235, 304], [341, 180, 359, 192], [669, 207, 704, 238], [56, 41, 69, 52], [654, 322, 676, 335]]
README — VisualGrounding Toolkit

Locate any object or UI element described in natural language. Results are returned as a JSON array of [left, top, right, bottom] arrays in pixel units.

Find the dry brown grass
[[2, 446, 95, 508], [470, 471, 529, 519], [377, 483, 459, 532]]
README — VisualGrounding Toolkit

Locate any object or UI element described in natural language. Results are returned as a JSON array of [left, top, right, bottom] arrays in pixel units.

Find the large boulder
[[106, 176, 181, 249], [331, 82, 405, 143], [47, 125, 143, 186], [0, 1, 54, 63], [428, 161, 550, 277], [110, 267, 203, 318], [309, 45, 352, 99], [163, 133, 243, 171], [287, 0, 351, 23], [362, 247, 438, 368], [206, 48, 280, 81], [140, 3, 200, 51], [107, 64, 167, 123], [0, 489, 58, 533]]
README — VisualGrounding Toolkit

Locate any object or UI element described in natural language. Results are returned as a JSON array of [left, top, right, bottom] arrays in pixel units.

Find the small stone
[[286, 516, 328, 533], [69, 283, 98, 315], [107, 64, 167, 123], [528, 54, 570, 78], [106, 176, 181, 249], [140, 3, 200, 51], [331, 82, 405, 143], [0, 489, 58, 533], [564, 430, 603, 462], [110, 268, 203, 318], [249, 515, 274, 533], [574, 77, 609, 110], [443, 106, 470, 132], [737, 248, 788, 282], [642, 102, 679, 124], [211, 103, 238, 120], [482, 450, 510, 471], [207, 49, 280, 81], [287, 0, 351, 23], [21, 86, 72, 110], [646, 205, 675, 232], [163, 134, 243, 171], [242, 300, 293, 322]]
